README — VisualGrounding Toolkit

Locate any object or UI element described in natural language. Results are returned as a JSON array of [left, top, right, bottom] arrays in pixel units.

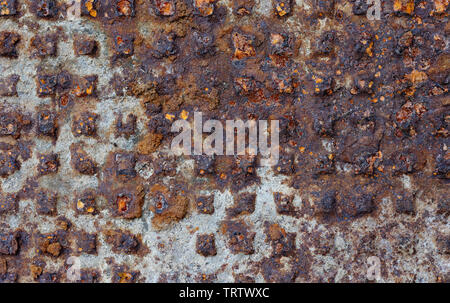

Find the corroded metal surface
[[0, 0, 449, 283]]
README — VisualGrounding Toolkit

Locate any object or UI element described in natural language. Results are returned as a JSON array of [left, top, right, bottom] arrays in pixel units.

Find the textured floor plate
[[0, 0, 449, 283]]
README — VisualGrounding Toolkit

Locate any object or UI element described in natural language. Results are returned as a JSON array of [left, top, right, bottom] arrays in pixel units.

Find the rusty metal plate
[[0, 0, 449, 283]]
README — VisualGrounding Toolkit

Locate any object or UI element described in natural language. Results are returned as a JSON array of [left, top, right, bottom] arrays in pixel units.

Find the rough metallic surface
[[0, 0, 449, 283]]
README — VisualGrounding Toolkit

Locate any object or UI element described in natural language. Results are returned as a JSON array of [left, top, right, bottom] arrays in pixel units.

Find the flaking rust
[[0, 0, 448, 283]]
